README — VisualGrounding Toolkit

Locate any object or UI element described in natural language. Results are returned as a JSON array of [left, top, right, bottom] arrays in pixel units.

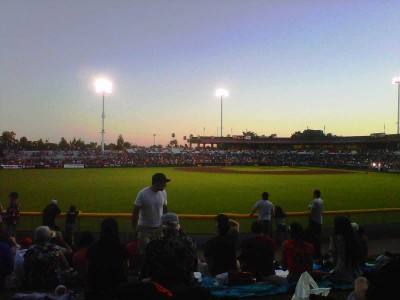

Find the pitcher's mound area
[[174, 167, 351, 175]]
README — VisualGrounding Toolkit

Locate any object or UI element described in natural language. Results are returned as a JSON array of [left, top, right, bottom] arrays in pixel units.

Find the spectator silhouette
[[239, 221, 285, 284], [141, 212, 198, 290], [352, 222, 369, 265], [328, 216, 363, 283], [0, 232, 14, 290], [273, 205, 287, 245], [3, 192, 21, 237], [0, 198, 3, 233], [42, 199, 61, 231], [13, 236, 33, 288], [308, 189, 323, 259], [250, 192, 274, 236], [282, 223, 315, 283], [72, 231, 94, 286], [85, 218, 129, 300], [204, 214, 240, 276], [65, 205, 79, 247], [23, 226, 69, 289], [132, 173, 170, 254]]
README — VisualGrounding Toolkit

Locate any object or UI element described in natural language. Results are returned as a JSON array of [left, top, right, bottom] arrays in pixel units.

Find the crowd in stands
[[0, 208, 398, 298], [1, 148, 400, 170]]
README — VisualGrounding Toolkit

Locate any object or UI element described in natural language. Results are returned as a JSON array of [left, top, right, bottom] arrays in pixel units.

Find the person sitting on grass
[[141, 212, 198, 290], [0, 232, 14, 290], [13, 236, 33, 288], [204, 214, 240, 276], [238, 221, 285, 284], [85, 218, 129, 300], [23, 226, 70, 290], [352, 222, 369, 265], [347, 256, 400, 300], [282, 222, 315, 284], [72, 231, 94, 286], [328, 216, 363, 283]]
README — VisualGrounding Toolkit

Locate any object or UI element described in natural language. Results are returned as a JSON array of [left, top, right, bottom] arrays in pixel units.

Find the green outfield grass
[[1, 166, 399, 233]]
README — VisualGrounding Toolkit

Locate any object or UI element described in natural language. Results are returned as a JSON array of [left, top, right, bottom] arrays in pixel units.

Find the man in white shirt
[[250, 192, 274, 236], [308, 189, 323, 259], [132, 173, 170, 253]]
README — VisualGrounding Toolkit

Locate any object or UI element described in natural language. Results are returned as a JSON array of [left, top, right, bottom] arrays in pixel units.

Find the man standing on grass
[[308, 189, 323, 259], [42, 199, 61, 231], [132, 173, 170, 254], [250, 192, 274, 237], [4, 192, 21, 238]]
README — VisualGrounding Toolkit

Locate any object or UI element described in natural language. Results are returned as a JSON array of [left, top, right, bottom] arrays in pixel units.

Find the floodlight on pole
[[216, 88, 229, 137], [95, 79, 112, 153], [393, 75, 400, 136]]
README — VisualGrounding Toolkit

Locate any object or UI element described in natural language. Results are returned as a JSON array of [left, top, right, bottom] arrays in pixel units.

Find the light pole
[[216, 88, 229, 137], [153, 134, 156, 146], [95, 79, 112, 153], [393, 75, 400, 149], [393, 75, 400, 135]]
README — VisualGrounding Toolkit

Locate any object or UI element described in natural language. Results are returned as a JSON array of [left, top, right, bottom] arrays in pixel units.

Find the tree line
[[0, 131, 132, 151], [0, 129, 337, 151]]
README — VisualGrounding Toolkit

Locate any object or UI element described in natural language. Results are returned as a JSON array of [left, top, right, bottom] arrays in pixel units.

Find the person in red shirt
[[239, 221, 285, 284], [72, 231, 94, 286], [282, 222, 314, 283]]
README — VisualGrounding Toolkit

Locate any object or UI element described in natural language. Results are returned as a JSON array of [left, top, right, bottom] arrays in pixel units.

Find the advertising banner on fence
[[1, 164, 23, 169], [64, 164, 85, 169]]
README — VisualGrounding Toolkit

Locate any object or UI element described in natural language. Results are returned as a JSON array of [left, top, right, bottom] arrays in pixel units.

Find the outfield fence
[[21, 208, 400, 238], [20, 207, 400, 220]]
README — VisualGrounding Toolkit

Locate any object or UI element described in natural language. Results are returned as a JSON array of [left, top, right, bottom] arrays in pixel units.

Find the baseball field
[[1, 166, 399, 233]]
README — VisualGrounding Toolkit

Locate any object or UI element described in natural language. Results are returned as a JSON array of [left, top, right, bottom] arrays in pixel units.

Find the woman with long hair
[[329, 216, 363, 283]]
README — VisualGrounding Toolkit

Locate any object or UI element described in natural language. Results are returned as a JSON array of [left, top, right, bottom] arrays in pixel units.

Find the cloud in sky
[[1, 1, 399, 146]]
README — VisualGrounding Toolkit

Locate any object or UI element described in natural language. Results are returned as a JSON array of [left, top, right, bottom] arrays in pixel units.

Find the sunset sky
[[1, 1, 400, 146]]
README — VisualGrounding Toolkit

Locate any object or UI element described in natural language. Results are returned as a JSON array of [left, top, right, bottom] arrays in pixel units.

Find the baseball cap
[[161, 213, 179, 226], [351, 222, 359, 232], [18, 236, 33, 247], [51, 199, 58, 205], [152, 173, 171, 184]]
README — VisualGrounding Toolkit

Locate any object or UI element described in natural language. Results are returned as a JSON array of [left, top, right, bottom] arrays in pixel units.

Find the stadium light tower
[[393, 75, 400, 136], [95, 79, 112, 153], [216, 88, 229, 137]]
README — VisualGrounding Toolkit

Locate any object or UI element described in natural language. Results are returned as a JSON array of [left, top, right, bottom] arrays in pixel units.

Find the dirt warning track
[[174, 167, 351, 175]]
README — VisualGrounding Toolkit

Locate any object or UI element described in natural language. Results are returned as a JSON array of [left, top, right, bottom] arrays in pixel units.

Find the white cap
[[351, 222, 359, 232], [51, 199, 57, 205]]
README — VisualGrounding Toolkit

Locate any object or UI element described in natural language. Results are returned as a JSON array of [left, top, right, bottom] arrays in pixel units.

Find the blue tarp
[[200, 276, 353, 298], [200, 276, 290, 298]]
